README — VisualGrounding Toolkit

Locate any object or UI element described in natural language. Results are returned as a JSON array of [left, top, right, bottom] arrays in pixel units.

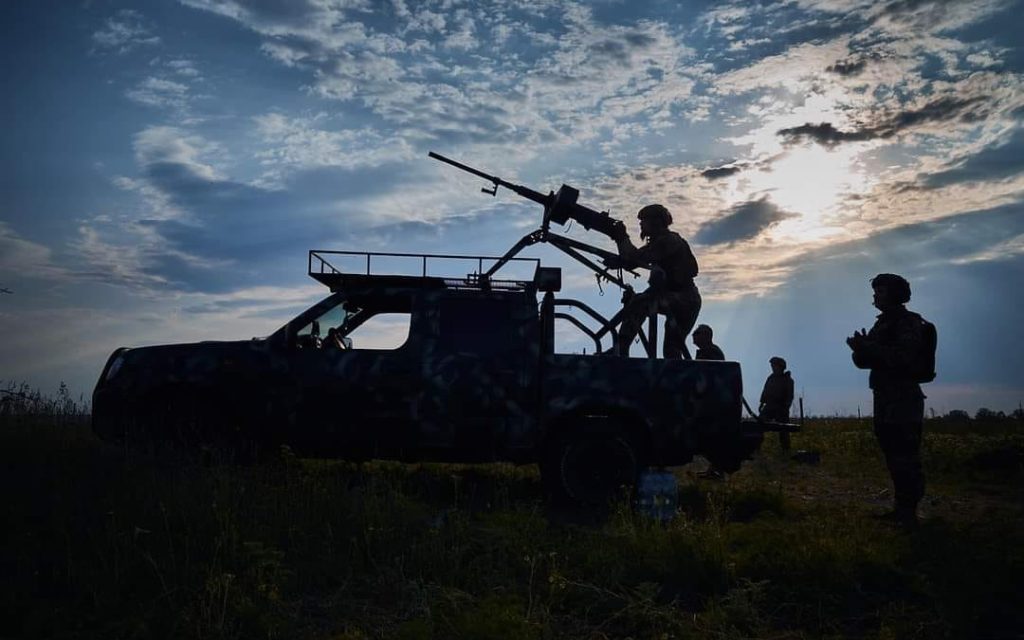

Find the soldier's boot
[[874, 504, 918, 527]]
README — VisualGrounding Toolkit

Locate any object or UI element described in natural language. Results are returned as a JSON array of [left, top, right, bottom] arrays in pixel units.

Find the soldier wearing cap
[[846, 273, 927, 526], [759, 356, 795, 451], [607, 204, 701, 358]]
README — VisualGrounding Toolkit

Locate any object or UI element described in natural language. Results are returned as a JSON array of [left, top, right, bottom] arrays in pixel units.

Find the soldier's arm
[[859, 317, 923, 370]]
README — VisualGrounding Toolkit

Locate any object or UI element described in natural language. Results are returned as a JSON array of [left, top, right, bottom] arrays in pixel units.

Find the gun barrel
[[429, 151, 550, 206], [428, 151, 497, 184]]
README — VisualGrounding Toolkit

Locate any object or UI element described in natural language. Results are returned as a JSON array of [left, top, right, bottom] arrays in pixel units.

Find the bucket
[[635, 468, 678, 522]]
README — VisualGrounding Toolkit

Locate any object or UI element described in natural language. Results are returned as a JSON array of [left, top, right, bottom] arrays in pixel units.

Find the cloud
[[178, 1, 699, 147], [700, 164, 744, 179], [826, 58, 866, 76], [777, 95, 988, 146], [694, 197, 797, 245], [870, 0, 1012, 33], [923, 126, 1024, 188], [91, 10, 160, 53], [125, 77, 190, 110], [251, 113, 416, 181], [0, 223, 63, 279], [73, 126, 469, 293]]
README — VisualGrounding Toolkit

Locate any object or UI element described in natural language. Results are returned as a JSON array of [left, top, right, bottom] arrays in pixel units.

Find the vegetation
[[2, 386, 1022, 639]]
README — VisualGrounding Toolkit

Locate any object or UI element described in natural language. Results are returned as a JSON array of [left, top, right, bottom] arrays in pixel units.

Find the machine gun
[[429, 152, 637, 291]]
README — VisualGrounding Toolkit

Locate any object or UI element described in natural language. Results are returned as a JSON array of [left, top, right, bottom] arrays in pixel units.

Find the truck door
[[419, 294, 535, 460], [286, 292, 419, 458]]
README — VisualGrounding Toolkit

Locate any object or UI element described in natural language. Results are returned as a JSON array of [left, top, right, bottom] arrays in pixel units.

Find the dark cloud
[[701, 164, 744, 179], [694, 196, 796, 245], [778, 96, 988, 147], [826, 59, 866, 76], [923, 126, 1024, 188], [112, 155, 423, 292], [778, 122, 874, 145]]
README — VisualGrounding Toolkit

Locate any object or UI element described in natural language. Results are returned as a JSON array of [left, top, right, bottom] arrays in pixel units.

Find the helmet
[[637, 204, 673, 227], [870, 273, 911, 303]]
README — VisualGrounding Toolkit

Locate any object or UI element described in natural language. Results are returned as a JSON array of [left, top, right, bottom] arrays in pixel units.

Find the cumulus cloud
[[694, 197, 797, 245]]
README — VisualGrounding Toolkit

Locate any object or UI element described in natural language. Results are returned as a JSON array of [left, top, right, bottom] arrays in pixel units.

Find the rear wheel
[[543, 429, 640, 506]]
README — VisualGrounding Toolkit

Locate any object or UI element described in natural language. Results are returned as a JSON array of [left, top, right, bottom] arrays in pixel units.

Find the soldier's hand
[[846, 328, 867, 350], [603, 255, 624, 269], [610, 220, 628, 241]]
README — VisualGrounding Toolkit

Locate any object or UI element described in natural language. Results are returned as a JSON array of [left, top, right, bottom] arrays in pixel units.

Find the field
[[2, 396, 1023, 639]]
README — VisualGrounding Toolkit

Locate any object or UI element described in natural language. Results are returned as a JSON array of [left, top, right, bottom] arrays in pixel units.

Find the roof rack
[[308, 250, 541, 292]]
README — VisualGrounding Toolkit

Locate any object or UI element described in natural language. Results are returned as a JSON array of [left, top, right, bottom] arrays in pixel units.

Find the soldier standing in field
[[759, 356, 795, 451], [846, 273, 933, 526], [607, 204, 701, 358]]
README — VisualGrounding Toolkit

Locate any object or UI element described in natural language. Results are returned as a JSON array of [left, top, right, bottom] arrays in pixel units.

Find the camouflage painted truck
[[93, 250, 776, 504]]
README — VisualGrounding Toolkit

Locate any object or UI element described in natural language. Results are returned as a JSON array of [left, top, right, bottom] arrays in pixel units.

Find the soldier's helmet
[[870, 273, 911, 303], [637, 204, 673, 227]]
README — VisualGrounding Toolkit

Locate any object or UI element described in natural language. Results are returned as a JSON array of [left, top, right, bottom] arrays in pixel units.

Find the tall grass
[[2, 391, 1022, 639]]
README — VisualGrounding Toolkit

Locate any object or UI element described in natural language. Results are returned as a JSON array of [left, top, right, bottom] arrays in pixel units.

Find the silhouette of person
[[759, 356, 794, 451], [323, 327, 347, 350], [692, 324, 724, 361], [692, 324, 726, 479], [846, 273, 927, 526], [607, 204, 701, 358]]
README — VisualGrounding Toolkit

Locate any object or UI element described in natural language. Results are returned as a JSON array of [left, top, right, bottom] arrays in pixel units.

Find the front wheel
[[543, 431, 640, 506]]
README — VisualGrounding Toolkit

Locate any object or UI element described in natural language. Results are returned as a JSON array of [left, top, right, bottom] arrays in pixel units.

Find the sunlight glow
[[742, 144, 876, 241]]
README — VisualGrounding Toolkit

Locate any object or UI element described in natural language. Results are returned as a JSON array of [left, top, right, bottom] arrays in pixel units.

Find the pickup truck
[[93, 251, 772, 504]]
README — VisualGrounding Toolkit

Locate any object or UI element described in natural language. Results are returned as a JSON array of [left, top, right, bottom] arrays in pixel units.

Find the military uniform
[[760, 370, 794, 450], [615, 231, 701, 358], [851, 307, 926, 515], [695, 343, 724, 361]]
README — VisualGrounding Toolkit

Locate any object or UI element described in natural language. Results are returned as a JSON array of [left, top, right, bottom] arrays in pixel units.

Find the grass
[[2, 391, 1023, 639]]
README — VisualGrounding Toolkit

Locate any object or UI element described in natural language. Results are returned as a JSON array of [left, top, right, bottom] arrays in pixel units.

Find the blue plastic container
[[635, 469, 678, 522]]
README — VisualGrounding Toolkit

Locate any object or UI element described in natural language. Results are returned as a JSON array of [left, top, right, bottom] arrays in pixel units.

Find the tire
[[543, 430, 640, 506]]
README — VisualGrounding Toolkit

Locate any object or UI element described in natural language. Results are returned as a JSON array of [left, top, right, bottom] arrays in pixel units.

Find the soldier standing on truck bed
[[607, 204, 702, 358], [759, 356, 795, 451], [846, 273, 936, 527]]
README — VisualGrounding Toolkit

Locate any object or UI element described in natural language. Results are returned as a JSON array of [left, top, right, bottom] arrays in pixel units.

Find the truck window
[[439, 297, 515, 356], [345, 313, 411, 350]]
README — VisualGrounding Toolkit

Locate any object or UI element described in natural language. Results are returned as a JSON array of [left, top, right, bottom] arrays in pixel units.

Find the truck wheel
[[545, 432, 639, 506]]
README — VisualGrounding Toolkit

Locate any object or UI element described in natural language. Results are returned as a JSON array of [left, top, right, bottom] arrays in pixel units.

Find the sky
[[2, 0, 1024, 416]]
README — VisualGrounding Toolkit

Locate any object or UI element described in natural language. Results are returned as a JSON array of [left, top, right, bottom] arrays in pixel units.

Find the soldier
[[759, 356, 794, 451], [693, 324, 726, 479], [692, 324, 724, 361], [608, 204, 701, 358], [846, 273, 928, 526]]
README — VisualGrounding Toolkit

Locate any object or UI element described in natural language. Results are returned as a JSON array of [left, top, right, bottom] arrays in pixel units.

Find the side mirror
[[342, 337, 353, 349]]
